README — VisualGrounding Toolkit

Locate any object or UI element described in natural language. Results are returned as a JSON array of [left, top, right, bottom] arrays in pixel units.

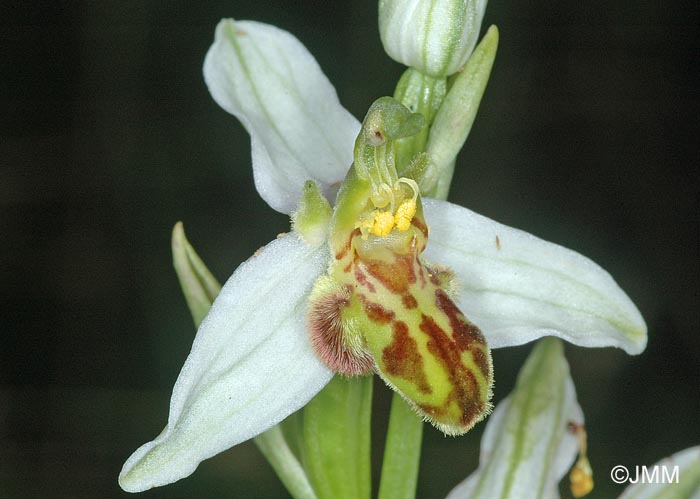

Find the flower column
[[376, 2, 496, 496]]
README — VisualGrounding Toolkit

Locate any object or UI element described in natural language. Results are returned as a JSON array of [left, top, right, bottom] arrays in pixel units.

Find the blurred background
[[2, 0, 699, 497]]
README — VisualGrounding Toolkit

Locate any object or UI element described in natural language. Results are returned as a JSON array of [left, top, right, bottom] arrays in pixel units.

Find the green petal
[[447, 338, 582, 499], [423, 199, 647, 354]]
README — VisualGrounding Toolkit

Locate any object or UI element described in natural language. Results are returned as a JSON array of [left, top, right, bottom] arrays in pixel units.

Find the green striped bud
[[379, 0, 488, 77]]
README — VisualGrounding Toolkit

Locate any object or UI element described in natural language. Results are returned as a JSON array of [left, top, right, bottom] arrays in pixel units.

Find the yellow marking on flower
[[371, 211, 396, 237], [569, 423, 594, 497], [570, 457, 593, 498], [394, 199, 416, 231], [356, 176, 420, 238]]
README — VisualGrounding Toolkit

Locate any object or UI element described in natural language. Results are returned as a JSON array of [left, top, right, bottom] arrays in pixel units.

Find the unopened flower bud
[[379, 0, 487, 77]]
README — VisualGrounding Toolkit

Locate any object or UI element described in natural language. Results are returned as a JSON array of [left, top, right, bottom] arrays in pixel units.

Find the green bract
[[446, 338, 583, 499]]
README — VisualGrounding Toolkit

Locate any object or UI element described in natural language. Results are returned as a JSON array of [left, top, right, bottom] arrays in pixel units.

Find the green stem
[[393, 68, 446, 173], [375, 68, 452, 499], [378, 394, 424, 499], [254, 426, 318, 499]]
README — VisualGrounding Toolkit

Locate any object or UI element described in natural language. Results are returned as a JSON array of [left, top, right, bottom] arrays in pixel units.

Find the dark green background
[[2, 0, 698, 497]]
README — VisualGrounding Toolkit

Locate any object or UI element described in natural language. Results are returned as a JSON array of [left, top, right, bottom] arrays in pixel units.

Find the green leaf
[[171, 222, 222, 326], [302, 376, 373, 499], [254, 426, 318, 499], [378, 394, 424, 499]]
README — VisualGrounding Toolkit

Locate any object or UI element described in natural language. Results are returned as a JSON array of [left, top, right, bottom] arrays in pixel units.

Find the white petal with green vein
[[446, 338, 581, 499], [422, 198, 647, 354], [204, 19, 359, 214], [119, 233, 332, 492], [618, 446, 700, 499]]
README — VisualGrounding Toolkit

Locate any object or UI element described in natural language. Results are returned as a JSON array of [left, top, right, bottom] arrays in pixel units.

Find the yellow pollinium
[[357, 178, 419, 239], [394, 199, 416, 231], [570, 456, 594, 497], [569, 423, 594, 498]]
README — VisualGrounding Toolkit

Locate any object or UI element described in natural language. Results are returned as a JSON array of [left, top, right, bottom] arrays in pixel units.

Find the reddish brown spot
[[417, 395, 483, 431], [417, 262, 426, 288], [363, 254, 416, 294], [411, 216, 429, 239], [496, 235, 501, 250], [335, 245, 349, 261], [358, 295, 395, 324], [435, 289, 486, 351], [343, 261, 352, 273], [354, 266, 376, 292], [383, 321, 432, 394], [402, 294, 418, 309], [335, 228, 361, 261], [472, 348, 491, 379], [420, 313, 489, 427]]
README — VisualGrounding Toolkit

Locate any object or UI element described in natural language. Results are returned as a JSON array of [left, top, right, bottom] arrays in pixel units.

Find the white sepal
[[423, 198, 647, 354], [617, 446, 700, 499], [204, 19, 359, 214], [379, 0, 488, 77], [447, 338, 582, 499], [119, 234, 332, 492]]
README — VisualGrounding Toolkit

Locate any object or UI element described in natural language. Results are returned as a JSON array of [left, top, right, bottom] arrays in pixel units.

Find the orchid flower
[[118, 15, 646, 495]]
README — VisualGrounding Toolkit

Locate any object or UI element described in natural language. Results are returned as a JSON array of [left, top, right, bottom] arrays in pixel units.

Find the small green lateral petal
[[618, 447, 700, 499], [423, 199, 647, 354], [446, 338, 582, 499], [292, 180, 333, 247]]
